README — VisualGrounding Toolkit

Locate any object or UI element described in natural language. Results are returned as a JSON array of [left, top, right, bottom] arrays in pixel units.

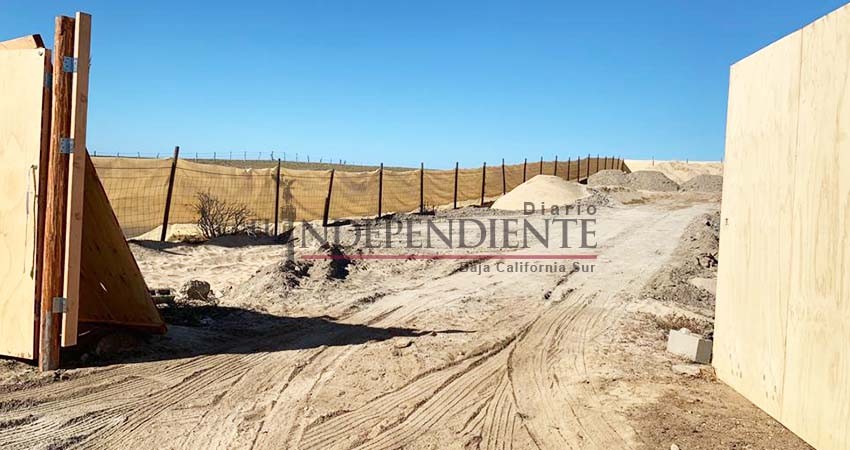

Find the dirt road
[[0, 202, 808, 449]]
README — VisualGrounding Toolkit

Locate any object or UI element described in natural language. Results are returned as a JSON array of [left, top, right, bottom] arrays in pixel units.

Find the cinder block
[[667, 328, 713, 364]]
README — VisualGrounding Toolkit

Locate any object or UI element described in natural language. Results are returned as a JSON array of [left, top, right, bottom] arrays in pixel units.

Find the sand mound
[[624, 160, 723, 185], [680, 174, 723, 192], [626, 171, 679, 192], [492, 175, 588, 211], [588, 170, 629, 187]]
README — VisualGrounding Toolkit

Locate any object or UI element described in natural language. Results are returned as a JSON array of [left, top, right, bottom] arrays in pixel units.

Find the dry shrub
[[193, 191, 255, 239]]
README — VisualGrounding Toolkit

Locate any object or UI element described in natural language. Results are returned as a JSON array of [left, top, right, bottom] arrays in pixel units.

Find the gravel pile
[[680, 174, 723, 192], [626, 171, 680, 192], [588, 170, 629, 187]]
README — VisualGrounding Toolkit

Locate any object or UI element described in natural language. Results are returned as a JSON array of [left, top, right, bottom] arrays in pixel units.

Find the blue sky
[[2, 1, 846, 168]]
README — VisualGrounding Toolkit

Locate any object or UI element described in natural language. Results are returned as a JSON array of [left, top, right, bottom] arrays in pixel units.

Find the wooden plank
[[0, 34, 44, 50], [78, 154, 166, 332], [714, 26, 802, 422], [39, 15, 75, 371], [0, 48, 49, 360], [33, 49, 53, 361], [61, 12, 92, 348], [778, 6, 850, 449]]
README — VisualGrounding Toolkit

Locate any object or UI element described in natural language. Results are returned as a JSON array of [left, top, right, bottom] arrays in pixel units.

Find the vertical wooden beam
[[480, 162, 486, 206], [501, 158, 506, 195], [553, 155, 558, 176], [586, 153, 591, 180], [566, 157, 571, 180], [160, 146, 179, 242], [539, 156, 543, 175], [61, 12, 92, 348], [453, 162, 459, 209], [273, 159, 281, 235], [39, 15, 75, 371], [522, 158, 527, 182], [577, 156, 581, 180], [419, 162, 424, 214], [377, 163, 384, 218], [323, 169, 335, 227], [34, 48, 54, 358]]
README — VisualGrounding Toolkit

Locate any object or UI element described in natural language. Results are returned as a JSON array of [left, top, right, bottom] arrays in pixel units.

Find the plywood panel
[[0, 49, 49, 359], [780, 6, 850, 448], [0, 35, 44, 50], [714, 29, 802, 419], [78, 154, 166, 331], [715, 4, 850, 449]]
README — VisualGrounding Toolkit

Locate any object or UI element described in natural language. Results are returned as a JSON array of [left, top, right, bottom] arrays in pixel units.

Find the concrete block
[[667, 328, 713, 364]]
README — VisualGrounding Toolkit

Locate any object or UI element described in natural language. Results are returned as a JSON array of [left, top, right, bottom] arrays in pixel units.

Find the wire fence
[[91, 153, 626, 240]]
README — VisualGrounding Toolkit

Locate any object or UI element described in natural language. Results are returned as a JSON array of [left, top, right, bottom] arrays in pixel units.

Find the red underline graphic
[[300, 254, 598, 260]]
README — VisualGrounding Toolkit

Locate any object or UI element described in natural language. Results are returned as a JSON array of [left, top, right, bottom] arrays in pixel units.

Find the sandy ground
[[0, 194, 811, 449]]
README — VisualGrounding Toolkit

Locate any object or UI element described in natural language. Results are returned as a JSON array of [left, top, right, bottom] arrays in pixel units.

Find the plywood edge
[[61, 12, 92, 347], [0, 34, 44, 50], [32, 49, 53, 360]]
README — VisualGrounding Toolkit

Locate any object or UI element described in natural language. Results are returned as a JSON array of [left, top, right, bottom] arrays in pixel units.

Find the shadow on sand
[[63, 304, 469, 369]]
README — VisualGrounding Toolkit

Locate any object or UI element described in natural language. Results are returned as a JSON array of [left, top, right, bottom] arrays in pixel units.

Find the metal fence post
[[523, 158, 527, 182], [160, 146, 179, 242], [567, 157, 571, 180], [323, 169, 335, 227], [419, 162, 425, 214], [453, 162, 459, 209], [480, 162, 487, 206], [273, 159, 281, 236], [501, 158, 506, 195], [553, 155, 558, 176], [539, 156, 543, 175], [377, 163, 384, 218], [586, 153, 591, 180]]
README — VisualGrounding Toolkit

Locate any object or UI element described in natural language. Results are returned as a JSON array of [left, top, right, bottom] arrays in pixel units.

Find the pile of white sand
[[492, 175, 588, 211]]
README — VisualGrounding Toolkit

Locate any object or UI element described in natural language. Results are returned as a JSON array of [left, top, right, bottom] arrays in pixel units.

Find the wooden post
[[453, 162, 459, 209], [553, 155, 558, 176], [273, 159, 281, 235], [596, 154, 600, 174], [160, 146, 179, 242], [377, 163, 384, 218], [419, 162, 425, 214], [522, 158, 527, 182], [539, 156, 543, 175], [60, 12, 92, 348], [39, 15, 75, 371], [577, 156, 581, 180], [501, 158, 506, 195], [480, 162, 486, 206], [586, 153, 591, 180], [323, 169, 335, 226], [566, 157, 571, 180]]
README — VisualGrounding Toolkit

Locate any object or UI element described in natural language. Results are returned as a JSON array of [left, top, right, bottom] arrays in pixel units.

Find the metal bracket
[[60, 138, 74, 154], [62, 56, 78, 73], [52, 297, 68, 314]]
